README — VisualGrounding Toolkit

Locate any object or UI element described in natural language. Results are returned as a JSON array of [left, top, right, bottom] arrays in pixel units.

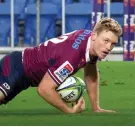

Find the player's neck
[[89, 37, 96, 56]]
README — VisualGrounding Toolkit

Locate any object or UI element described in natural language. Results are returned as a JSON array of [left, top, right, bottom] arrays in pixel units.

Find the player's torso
[[23, 29, 91, 85]]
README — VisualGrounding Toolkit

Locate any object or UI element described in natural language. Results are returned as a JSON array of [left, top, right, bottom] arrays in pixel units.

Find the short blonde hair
[[93, 17, 122, 37]]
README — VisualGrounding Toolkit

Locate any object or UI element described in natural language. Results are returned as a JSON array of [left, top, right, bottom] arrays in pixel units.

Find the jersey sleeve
[[47, 68, 61, 85], [47, 61, 74, 85]]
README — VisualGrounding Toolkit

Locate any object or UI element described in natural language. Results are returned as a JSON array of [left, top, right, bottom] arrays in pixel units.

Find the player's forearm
[[37, 88, 74, 113], [85, 77, 100, 111]]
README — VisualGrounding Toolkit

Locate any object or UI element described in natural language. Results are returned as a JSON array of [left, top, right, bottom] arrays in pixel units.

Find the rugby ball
[[56, 76, 86, 103]]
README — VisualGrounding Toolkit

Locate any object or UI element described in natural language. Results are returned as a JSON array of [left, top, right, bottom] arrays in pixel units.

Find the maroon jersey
[[22, 30, 98, 86]]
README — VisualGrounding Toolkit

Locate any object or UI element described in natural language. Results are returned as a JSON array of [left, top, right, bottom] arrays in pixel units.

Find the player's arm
[[84, 63, 115, 113], [37, 72, 85, 114], [84, 63, 100, 111]]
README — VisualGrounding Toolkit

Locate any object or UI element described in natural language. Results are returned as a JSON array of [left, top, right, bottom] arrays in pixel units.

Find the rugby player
[[0, 17, 122, 113]]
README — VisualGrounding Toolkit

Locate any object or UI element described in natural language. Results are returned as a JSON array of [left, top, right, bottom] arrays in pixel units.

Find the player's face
[[92, 30, 118, 59]]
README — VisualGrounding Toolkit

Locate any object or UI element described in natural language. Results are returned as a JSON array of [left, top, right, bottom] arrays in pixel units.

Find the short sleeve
[[48, 61, 74, 85]]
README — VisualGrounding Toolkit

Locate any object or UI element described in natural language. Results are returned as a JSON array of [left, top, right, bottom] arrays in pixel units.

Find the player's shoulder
[[67, 29, 92, 41], [66, 29, 92, 35], [74, 29, 92, 35]]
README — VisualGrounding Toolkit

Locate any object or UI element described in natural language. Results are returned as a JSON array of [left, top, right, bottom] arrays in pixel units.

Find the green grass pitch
[[0, 61, 135, 126]]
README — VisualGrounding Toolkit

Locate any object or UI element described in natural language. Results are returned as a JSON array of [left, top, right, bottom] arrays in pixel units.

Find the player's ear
[[91, 32, 97, 41]]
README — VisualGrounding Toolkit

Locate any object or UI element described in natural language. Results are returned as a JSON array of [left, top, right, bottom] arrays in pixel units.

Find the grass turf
[[0, 61, 135, 125]]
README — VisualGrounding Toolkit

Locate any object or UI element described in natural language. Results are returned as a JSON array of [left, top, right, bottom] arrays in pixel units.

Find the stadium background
[[0, 0, 134, 61], [0, 0, 135, 126]]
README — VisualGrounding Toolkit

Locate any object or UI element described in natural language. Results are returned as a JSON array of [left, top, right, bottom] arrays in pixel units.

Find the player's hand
[[93, 108, 116, 113], [72, 97, 85, 113]]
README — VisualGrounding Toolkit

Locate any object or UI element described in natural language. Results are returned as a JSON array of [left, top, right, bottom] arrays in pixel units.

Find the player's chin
[[99, 54, 107, 59]]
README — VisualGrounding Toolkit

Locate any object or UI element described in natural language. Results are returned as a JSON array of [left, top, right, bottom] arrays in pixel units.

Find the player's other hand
[[93, 108, 116, 113], [72, 97, 85, 113]]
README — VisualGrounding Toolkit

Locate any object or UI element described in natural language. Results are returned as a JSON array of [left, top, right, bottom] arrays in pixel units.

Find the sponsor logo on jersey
[[54, 61, 73, 82], [72, 30, 91, 49]]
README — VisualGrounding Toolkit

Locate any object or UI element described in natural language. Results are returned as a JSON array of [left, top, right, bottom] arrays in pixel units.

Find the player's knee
[[0, 91, 5, 101]]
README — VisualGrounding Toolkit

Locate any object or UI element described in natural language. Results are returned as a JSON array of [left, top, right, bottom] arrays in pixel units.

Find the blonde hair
[[93, 17, 122, 37]]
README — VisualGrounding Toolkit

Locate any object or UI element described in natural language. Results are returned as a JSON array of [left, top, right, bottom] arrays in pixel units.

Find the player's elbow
[[37, 85, 46, 97], [37, 83, 52, 97]]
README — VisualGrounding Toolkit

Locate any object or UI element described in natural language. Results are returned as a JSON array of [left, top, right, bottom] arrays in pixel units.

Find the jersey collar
[[85, 36, 91, 63]]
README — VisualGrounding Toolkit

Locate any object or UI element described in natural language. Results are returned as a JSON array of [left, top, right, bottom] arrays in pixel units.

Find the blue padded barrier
[[0, 3, 21, 46], [24, 3, 58, 45], [65, 3, 92, 32]]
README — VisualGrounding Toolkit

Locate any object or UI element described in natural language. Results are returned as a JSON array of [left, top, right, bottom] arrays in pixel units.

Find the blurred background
[[0, 0, 134, 61]]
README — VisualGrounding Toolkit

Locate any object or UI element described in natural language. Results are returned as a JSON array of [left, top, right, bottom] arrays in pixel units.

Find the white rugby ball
[[56, 76, 86, 103]]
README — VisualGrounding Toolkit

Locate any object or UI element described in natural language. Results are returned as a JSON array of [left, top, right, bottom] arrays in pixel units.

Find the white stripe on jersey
[[0, 86, 8, 96], [22, 51, 24, 62], [48, 69, 61, 85], [85, 36, 91, 63]]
